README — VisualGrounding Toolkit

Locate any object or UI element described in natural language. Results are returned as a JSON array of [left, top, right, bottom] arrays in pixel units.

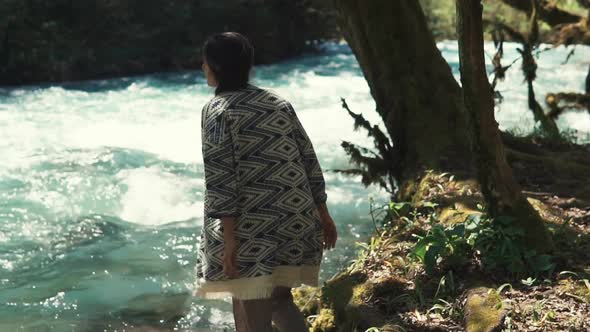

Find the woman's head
[[202, 32, 254, 94]]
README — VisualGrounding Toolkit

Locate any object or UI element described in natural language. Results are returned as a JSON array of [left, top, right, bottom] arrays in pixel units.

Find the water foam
[[117, 167, 203, 225], [0, 41, 589, 330]]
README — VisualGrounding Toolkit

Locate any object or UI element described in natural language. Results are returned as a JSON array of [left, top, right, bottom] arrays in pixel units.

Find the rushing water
[[0, 41, 589, 331]]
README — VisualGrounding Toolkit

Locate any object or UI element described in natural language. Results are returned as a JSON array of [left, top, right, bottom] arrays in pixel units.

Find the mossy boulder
[[404, 171, 479, 204], [374, 324, 406, 332], [558, 279, 590, 303], [303, 272, 406, 332], [292, 286, 321, 317], [292, 272, 365, 332], [526, 197, 562, 223], [310, 308, 337, 332], [320, 271, 367, 315], [439, 202, 482, 225], [344, 276, 407, 328], [464, 287, 504, 332]]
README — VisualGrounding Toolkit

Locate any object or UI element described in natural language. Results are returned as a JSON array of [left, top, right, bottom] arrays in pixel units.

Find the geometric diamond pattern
[[196, 84, 327, 283]]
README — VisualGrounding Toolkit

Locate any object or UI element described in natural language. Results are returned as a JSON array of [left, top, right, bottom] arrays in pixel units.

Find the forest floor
[[293, 135, 590, 332]]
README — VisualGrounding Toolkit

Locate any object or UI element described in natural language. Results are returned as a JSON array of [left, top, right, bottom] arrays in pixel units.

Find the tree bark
[[456, 0, 552, 250], [331, 0, 471, 198]]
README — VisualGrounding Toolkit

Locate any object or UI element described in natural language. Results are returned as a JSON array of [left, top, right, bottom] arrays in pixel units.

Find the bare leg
[[271, 287, 308, 332], [232, 297, 273, 332]]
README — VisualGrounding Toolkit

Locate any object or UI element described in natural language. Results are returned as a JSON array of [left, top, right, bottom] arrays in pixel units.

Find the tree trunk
[[456, 0, 552, 250], [331, 0, 471, 199]]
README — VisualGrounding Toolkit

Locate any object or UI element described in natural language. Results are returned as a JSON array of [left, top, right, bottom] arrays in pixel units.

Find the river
[[0, 41, 588, 331]]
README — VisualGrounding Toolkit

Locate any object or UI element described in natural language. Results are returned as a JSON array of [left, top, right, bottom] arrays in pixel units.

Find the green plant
[[411, 223, 471, 274], [410, 213, 555, 277], [503, 315, 514, 332], [413, 278, 426, 307], [469, 214, 555, 277], [350, 236, 384, 272], [388, 201, 419, 229], [368, 197, 384, 233], [428, 298, 464, 321], [521, 277, 536, 287], [434, 271, 457, 298], [369, 199, 436, 231], [495, 283, 513, 295], [531, 299, 548, 323]]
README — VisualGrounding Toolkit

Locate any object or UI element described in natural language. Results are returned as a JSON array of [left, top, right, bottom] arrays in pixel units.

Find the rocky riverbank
[[293, 135, 590, 331]]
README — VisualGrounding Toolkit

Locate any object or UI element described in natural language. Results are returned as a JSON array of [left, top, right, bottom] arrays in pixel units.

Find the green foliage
[[434, 271, 457, 298], [420, 0, 588, 41], [520, 277, 536, 287], [412, 223, 471, 274], [471, 214, 555, 276], [385, 201, 418, 229], [0, 0, 337, 85], [350, 236, 384, 272], [505, 125, 584, 144], [410, 212, 556, 277], [428, 298, 464, 321], [369, 198, 438, 232], [419, 0, 457, 39]]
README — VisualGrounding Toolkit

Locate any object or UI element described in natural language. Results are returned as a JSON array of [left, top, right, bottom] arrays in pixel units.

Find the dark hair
[[202, 32, 254, 95]]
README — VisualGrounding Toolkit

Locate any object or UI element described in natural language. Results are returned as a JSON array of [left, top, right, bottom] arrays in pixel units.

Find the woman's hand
[[318, 203, 337, 250], [321, 215, 337, 250], [221, 217, 239, 279]]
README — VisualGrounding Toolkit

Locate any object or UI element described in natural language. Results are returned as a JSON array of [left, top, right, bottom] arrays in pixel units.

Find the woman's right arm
[[283, 101, 337, 249], [283, 101, 328, 205], [317, 202, 337, 250]]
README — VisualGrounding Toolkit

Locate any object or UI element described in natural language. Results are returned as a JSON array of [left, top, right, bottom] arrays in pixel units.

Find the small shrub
[[410, 213, 555, 277], [411, 223, 470, 274]]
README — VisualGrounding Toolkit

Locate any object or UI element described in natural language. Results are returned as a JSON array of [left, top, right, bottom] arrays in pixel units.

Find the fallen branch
[[546, 92, 590, 118], [498, 0, 582, 27]]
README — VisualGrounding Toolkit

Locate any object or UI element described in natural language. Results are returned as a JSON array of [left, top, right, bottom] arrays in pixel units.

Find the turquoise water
[[0, 41, 589, 331]]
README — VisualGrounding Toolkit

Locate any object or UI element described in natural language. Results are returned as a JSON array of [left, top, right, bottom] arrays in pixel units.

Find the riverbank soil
[[293, 135, 590, 332]]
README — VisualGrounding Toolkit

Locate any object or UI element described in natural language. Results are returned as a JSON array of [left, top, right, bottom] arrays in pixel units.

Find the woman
[[194, 32, 338, 331]]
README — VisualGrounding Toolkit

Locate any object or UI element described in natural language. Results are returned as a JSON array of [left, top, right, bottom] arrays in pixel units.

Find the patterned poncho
[[195, 85, 327, 300]]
